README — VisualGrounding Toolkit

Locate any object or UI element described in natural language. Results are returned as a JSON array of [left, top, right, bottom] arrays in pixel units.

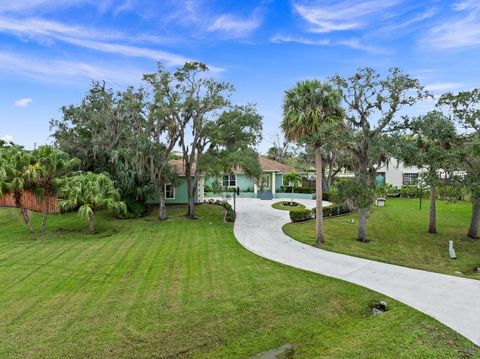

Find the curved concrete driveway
[[233, 198, 480, 346]]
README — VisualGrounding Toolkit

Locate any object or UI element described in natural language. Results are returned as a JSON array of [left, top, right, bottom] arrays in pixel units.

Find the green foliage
[[399, 185, 428, 198], [284, 170, 302, 188], [59, 172, 126, 232], [122, 198, 148, 219], [50, 82, 150, 202], [375, 184, 400, 198], [334, 177, 375, 209], [280, 186, 314, 194], [320, 204, 352, 217], [272, 201, 306, 211], [282, 80, 344, 146], [289, 208, 314, 222]]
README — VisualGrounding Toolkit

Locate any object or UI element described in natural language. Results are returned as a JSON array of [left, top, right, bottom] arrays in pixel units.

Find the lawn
[[272, 201, 306, 211], [0, 204, 479, 358], [284, 198, 480, 279]]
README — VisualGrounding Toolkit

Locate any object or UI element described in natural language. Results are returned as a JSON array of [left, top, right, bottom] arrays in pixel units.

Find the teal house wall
[[205, 174, 255, 192], [275, 174, 284, 192], [146, 177, 200, 205]]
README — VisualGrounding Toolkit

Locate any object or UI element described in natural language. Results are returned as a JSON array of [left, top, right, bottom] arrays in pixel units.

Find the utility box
[[375, 198, 385, 207]]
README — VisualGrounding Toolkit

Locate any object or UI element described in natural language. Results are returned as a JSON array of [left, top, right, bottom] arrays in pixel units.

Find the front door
[[260, 173, 271, 191]]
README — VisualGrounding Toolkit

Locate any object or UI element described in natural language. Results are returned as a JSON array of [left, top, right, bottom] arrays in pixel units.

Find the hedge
[[281, 186, 315, 194], [321, 204, 351, 217], [289, 208, 314, 222]]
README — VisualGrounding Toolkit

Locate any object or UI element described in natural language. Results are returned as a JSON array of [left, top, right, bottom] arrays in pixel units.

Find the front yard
[[284, 198, 480, 279], [0, 204, 478, 358]]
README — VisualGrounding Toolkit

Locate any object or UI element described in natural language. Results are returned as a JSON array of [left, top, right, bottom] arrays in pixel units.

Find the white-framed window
[[223, 174, 237, 188], [403, 173, 418, 185], [165, 184, 175, 199]]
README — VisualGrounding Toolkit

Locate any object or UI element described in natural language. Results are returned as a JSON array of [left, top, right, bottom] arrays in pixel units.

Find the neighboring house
[[336, 159, 424, 188], [147, 156, 310, 205], [376, 159, 423, 187]]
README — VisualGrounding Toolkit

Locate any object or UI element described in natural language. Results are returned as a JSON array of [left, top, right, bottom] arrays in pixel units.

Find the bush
[[205, 199, 235, 222], [375, 184, 399, 198], [204, 184, 212, 193], [399, 185, 429, 198], [313, 192, 333, 201], [281, 186, 315, 194], [321, 204, 351, 217], [289, 208, 314, 222], [119, 198, 148, 219]]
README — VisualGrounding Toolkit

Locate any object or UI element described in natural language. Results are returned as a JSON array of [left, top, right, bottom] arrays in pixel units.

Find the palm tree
[[59, 172, 126, 233], [282, 80, 344, 244], [0, 145, 36, 232], [31, 145, 80, 232], [284, 170, 302, 205]]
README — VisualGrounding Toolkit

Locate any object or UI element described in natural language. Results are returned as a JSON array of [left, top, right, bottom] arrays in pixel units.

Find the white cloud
[[293, 0, 401, 33], [208, 12, 262, 38], [424, 82, 464, 92], [270, 34, 330, 45], [0, 135, 14, 143], [0, 51, 145, 86], [14, 98, 33, 107], [270, 34, 387, 53], [0, 17, 193, 66], [423, 2, 480, 50]]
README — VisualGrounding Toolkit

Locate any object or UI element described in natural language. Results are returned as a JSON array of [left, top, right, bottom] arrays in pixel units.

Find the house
[[146, 156, 310, 205], [375, 159, 424, 187]]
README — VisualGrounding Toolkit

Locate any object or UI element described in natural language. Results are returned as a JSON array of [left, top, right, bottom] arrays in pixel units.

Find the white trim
[[165, 183, 175, 199], [223, 174, 237, 188]]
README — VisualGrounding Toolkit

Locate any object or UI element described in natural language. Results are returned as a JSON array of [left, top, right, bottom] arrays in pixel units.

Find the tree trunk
[[187, 176, 197, 219], [467, 203, 480, 239], [88, 213, 95, 233], [357, 207, 368, 242], [20, 207, 35, 233], [291, 186, 294, 205], [40, 196, 49, 232], [428, 184, 437, 234], [315, 146, 324, 244], [158, 187, 167, 220]]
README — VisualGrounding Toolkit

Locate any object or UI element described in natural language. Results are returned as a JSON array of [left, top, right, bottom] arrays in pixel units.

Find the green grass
[[0, 204, 478, 358], [272, 201, 306, 211], [284, 198, 480, 279]]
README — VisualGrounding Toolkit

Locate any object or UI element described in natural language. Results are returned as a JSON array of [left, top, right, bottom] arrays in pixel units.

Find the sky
[[0, 0, 480, 152]]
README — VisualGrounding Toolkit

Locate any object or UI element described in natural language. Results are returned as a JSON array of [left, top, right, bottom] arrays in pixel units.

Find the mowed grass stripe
[[0, 205, 478, 358]]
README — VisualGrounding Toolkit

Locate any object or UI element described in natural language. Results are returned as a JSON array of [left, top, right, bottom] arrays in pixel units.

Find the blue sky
[[1, 0, 479, 152]]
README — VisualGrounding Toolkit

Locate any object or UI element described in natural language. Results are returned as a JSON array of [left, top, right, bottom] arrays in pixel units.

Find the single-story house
[[146, 156, 311, 205], [375, 159, 424, 187]]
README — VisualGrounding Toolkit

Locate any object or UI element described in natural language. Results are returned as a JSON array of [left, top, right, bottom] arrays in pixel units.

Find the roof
[[169, 156, 299, 176], [169, 159, 196, 176], [258, 156, 298, 173]]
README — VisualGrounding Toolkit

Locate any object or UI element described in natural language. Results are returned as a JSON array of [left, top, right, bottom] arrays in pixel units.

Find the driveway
[[233, 197, 480, 346]]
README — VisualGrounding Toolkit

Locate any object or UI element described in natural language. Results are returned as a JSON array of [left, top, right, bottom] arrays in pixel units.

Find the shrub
[[204, 184, 212, 193], [313, 192, 332, 201], [205, 199, 236, 222], [399, 185, 429, 198], [281, 186, 315, 194], [122, 199, 148, 219], [375, 184, 399, 198], [289, 208, 314, 222], [321, 204, 351, 217]]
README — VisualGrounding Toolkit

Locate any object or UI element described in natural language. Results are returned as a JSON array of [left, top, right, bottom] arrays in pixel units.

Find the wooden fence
[[0, 191, 60, 213]]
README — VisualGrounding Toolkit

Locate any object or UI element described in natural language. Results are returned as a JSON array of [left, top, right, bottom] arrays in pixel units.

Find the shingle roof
[[258, 156, 298, 173], [169, 156, 299, 176]]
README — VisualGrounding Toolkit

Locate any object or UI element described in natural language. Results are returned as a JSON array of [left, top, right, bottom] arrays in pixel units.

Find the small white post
[[449, 240, 457, 259]]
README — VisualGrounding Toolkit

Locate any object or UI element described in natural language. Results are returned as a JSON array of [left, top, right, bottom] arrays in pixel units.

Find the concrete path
[[233, 198, 480, 346]]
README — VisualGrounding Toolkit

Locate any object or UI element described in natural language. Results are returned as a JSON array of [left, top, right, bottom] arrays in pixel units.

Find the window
[[403, 173, 418, 185], [165, 184, 175, 199], [223, 175, 236, 187]]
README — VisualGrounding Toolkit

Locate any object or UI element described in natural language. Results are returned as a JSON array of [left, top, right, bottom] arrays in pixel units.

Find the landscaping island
[[0, 204, 478, 357], [284, 198, 480, 279]]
